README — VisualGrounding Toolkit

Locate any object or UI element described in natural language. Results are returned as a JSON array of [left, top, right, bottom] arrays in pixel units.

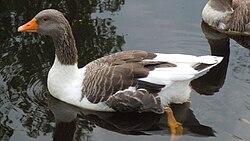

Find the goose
[[18, 9, 223, 140], [202, 0, 250, 35], [18, 9, 222, 114]]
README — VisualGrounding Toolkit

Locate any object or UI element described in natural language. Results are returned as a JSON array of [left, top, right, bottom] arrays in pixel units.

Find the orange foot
[[165, 107, 183, 141]]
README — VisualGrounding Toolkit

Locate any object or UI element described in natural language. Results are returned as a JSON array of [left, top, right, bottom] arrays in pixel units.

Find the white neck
[[47, 56, 86, 102]]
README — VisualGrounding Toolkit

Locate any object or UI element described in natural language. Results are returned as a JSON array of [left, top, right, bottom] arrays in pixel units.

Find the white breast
[[47, 56, 85, 102], [47, 56, 114, 111]]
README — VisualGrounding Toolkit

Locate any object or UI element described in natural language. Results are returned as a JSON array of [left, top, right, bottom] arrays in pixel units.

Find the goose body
[[18, 9, 223, 113], [202, 0, 250, 34]]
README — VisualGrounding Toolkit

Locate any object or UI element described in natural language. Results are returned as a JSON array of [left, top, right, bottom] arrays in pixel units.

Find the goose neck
[[52, 30, 78, 65]]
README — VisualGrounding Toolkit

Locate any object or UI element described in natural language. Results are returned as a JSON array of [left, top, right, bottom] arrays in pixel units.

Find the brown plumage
[[106, 89, 163, 113], [228, 2, 250, 32], [82, 50, 174, 104]]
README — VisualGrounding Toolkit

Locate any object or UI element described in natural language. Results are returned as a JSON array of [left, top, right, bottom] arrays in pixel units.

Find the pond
[[0, 0, 250, 141]]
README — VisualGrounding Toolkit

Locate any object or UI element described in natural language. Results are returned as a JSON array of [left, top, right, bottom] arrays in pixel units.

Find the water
[[0, 0, 250, 141]]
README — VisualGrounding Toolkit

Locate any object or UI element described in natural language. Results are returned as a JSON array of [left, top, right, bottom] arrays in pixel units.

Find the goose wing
[[82, 50, 175, 104]]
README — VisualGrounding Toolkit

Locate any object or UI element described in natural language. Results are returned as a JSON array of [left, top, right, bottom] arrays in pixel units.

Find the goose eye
[[41, 17, 48, 22]]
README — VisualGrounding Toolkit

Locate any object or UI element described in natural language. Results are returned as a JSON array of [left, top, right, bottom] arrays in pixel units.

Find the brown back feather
[[228, 3, 250, 32]]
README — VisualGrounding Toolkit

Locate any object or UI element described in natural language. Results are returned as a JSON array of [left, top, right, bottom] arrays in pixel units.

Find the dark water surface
[[1, 0, 250, 141]]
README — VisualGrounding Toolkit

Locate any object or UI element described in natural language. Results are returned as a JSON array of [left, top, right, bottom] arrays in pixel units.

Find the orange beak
[[18, 18, 38, 32]]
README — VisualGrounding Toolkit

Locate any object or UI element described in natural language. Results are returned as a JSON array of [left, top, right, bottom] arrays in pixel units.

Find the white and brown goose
[[18, 9, 222, 114], [202, 0, 250, 35]]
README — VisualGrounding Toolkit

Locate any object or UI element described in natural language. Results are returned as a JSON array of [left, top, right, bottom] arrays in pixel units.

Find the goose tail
[[193, 56, 223, 77]]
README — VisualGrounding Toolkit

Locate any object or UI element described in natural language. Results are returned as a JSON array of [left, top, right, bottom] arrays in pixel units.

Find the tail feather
[[197, 56, 223, 64], [194, 63, 213, 71], [195, 56, 223, 72], [193, 56, 223, 78]]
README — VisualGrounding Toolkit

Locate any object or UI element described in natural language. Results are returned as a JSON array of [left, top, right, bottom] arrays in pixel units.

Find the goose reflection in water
[[194, 21, 250, 96], [191, 21, 230, 95], [48, 95, 215, 141]]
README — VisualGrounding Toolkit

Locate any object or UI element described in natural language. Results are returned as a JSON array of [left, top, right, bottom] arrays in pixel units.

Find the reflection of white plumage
[[18, 9, 222, 114]]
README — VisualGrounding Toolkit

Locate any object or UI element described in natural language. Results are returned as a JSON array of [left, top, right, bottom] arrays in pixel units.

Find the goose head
[[18, 9, 77, 65], [18, 9, 72, 37]]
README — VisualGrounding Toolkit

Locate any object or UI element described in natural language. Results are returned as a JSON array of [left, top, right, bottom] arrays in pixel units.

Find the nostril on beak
[[18, 18, 38, 32]]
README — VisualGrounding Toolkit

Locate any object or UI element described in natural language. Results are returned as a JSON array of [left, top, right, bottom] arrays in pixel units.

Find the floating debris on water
[[239, 118, 250, 125]]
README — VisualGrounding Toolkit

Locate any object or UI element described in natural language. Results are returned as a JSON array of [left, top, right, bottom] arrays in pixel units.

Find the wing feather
[[82, 51, 174, 103]]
